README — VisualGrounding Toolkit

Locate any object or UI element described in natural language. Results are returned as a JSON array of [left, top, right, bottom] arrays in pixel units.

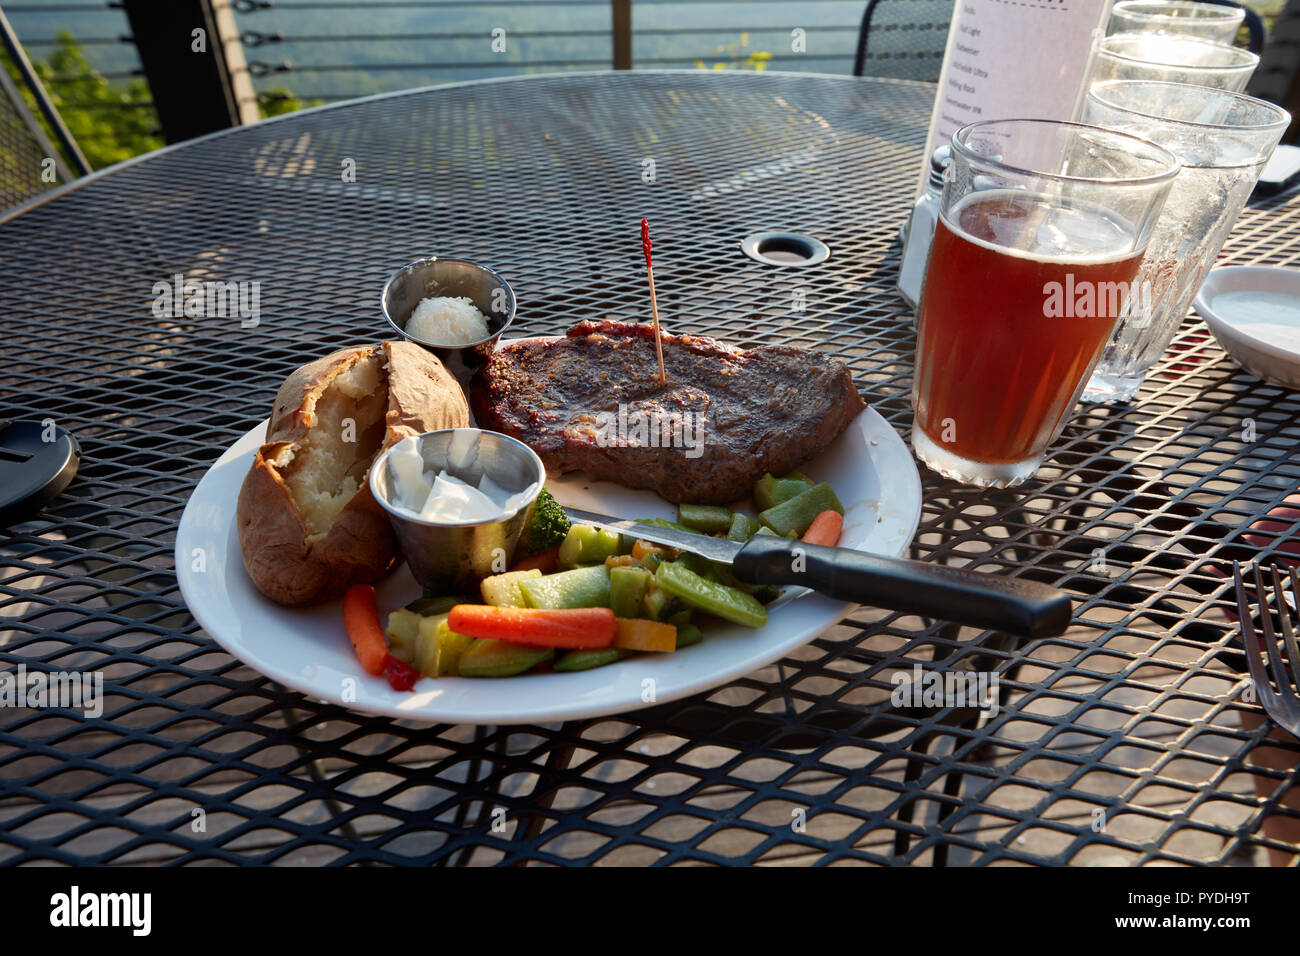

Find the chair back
[[854, 0, 957, 82], [1245, 0, 1300, 142], [1201, 0, 1267, 53]]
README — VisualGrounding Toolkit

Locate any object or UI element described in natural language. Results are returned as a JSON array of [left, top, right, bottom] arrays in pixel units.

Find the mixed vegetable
[[343, 470, 846, 689]]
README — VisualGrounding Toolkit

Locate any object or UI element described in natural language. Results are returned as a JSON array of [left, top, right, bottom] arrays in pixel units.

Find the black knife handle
[[732, 535, 1072, 639]]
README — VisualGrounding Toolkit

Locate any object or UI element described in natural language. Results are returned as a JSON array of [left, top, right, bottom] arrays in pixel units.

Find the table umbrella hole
[[740, 231, 830, 267]]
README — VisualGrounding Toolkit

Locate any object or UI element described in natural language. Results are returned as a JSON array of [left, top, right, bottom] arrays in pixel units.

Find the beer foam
[[944, 188, 1141, 265]]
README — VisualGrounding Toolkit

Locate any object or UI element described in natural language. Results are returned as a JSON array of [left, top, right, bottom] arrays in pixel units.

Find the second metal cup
[[369, 428, 544, 592]]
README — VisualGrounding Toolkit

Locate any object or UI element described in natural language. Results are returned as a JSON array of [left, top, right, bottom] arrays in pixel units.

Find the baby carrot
[[342, 584, 389, 676], [801, 510, 843, 548], [447, 605, 616, 649]]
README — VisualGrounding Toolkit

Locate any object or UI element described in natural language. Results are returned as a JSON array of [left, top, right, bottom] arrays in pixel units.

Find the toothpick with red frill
[[640, 217, 667, 385]]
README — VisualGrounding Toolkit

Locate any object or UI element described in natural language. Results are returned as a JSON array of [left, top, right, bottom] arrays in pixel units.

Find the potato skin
[[384, 340, 470, 442], [236, 443, 395, 606], [236, 342, 469, 607], [265, 345, 375, 444]]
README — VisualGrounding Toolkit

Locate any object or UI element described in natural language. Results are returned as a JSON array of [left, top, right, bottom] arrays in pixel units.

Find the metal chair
[[853, 0, 956, 82], [1247, 0, 1300, 142], [0, 6, 90, 210], [1197, 0, 1266, 53], [852, 0, 1266, 85]]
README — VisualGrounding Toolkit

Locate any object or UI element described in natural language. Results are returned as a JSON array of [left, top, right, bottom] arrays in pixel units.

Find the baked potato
[[236, 341, 469, 606]]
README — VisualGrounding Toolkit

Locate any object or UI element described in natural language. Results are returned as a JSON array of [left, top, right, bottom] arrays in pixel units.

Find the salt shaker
[[896, 145, 951, 315]]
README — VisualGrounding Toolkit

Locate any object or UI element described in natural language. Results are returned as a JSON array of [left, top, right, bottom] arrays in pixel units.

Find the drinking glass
[[1108, 0, 1246, 46], [1090, 33, 1258, 91], [912, 119, 1178, 488], [1080, 81, 1290, 403]]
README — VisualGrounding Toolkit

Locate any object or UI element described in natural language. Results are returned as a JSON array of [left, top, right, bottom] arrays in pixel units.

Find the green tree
[[259, 87, 324, 119], [25, 31, 163, 169], [9, 34, 323, 173]]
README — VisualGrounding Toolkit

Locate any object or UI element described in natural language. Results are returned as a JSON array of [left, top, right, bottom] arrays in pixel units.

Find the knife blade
[[561, 506, 743, 563], [559, 505, 1073, 639]]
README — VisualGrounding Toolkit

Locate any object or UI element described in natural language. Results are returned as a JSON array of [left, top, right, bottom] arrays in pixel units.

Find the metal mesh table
[[3, 71, 1299, 866]]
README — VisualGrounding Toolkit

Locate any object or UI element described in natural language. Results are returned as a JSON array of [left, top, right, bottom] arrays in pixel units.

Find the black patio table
[[3, 71, 1299, 867]]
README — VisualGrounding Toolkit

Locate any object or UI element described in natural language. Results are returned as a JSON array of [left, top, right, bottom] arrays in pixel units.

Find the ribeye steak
[[471, 320, 865, 503]]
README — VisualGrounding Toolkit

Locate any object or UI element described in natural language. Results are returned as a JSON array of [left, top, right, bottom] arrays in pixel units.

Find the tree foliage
[[694, 33, 773, 72], [27, 31, 163, 169], [259, 88, 324, 119], [9, 34, 321, 172]]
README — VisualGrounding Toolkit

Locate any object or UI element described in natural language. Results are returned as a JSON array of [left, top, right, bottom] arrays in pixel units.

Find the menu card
[[918, 0, 1115, 195]]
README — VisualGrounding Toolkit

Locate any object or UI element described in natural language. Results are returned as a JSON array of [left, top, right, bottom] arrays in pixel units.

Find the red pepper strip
[[510, 547, 559, 574], [383, 654, 422, 692]]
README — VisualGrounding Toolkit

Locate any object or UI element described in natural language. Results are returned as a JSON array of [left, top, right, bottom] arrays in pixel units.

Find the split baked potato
[[236, 341, 469, 606]]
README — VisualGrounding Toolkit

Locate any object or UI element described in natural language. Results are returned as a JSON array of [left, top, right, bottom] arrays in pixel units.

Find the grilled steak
[[471, 320, 865, 503]]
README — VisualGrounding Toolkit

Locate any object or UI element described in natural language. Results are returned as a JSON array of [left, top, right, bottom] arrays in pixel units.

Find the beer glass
[[1091, 33, 1258, 91], [1108, 1, 1246, 46], [912, 119, 1178, 488], [1080, 81, 1290, 402]]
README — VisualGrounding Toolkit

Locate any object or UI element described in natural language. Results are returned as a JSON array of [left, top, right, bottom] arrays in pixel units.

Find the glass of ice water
[[1108, 1, 1246, 46], [1090, 33, 1258, 91], [1079, 81, 1290, 404]]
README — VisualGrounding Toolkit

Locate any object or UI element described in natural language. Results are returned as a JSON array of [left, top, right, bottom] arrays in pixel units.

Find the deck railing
[[2, 0, 1294, 165]]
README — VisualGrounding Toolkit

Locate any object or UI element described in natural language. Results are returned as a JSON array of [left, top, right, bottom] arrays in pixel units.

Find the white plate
[[1195, 265, 1300, 390], [174, 408, 922, 725]]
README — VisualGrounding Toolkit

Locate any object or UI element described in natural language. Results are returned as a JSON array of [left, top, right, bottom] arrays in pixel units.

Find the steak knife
[[560, 506, 1073, 639]]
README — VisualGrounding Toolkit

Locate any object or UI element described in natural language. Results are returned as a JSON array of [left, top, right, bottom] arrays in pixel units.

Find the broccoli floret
[[518, 488, 570, 556]]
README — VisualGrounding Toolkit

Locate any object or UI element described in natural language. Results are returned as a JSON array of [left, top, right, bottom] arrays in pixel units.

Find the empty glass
[[1080, 81, 1290, 403], [1090, 33, 1258, 91], [1108, 0, 1246, 46]]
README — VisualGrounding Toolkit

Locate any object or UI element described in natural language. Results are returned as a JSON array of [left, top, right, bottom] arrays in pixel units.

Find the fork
[[1234, 561, 1300, 738]]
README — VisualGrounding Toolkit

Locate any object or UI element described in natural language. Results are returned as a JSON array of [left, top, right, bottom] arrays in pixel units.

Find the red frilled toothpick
[[641, 217, 667, 385]]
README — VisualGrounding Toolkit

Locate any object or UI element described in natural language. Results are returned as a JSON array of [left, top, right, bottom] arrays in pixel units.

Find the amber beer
[[911, 120, 1177, 486], [914, 191, 1145, 470]]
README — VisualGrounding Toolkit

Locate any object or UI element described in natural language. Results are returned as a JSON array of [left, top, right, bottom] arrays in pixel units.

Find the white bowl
[[1194, 265, 1300, 390]]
